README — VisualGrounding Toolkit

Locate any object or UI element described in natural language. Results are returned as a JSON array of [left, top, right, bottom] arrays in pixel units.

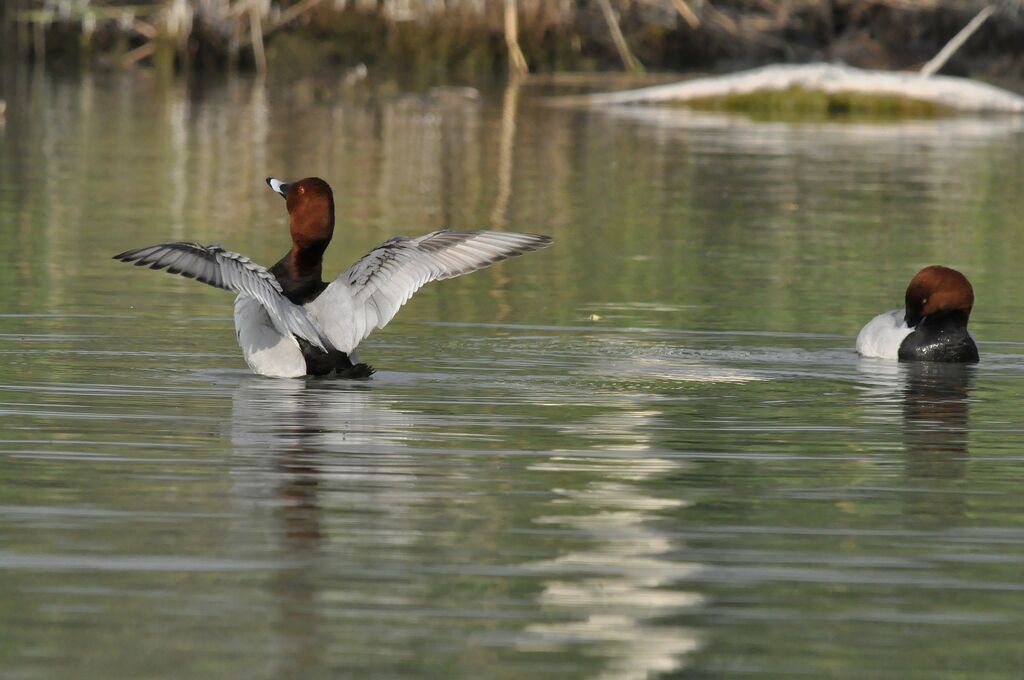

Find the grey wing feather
[[113, 241, 328, 351], [340, 230, 552, 342]]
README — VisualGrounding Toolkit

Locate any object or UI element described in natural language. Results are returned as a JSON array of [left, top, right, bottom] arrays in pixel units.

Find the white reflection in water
[[604, 106, 1024, 148], [855, 357, 906, 422], [229, 378, 427, 551], [524, 407, 703, 679], [599, 356, 764, 384], [229, 377, 422, 506], [231, 377, 416, 447], [603, 106, 1024, 212], [575, 334, 767, 386]]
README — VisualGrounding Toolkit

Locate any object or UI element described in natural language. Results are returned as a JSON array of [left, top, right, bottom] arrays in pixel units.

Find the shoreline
[[2, 1, 1023, 82]]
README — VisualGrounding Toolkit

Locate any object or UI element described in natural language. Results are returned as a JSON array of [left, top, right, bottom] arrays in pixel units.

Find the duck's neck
[[271, 241, 330, 305]]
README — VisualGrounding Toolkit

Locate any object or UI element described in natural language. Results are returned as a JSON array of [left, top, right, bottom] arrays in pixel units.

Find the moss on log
[[571, 63, 1024, 114]]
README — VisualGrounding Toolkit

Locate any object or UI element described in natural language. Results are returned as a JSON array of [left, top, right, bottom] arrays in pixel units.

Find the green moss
[[684, 86, 952, 120]]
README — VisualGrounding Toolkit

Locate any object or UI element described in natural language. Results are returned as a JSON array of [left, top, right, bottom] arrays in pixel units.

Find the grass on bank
[[684, 86, 951, 119]]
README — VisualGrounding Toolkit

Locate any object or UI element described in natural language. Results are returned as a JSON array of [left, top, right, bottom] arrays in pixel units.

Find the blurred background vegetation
[[1, 0, 1023, 82]]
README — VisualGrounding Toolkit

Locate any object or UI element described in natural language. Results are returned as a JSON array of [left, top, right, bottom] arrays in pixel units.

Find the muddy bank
[[2, 0, 1024, 80]]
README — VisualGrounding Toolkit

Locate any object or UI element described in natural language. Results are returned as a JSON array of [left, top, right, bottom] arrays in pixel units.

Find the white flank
[[234, 295, 307, 378], [856, 309, 913, 360]]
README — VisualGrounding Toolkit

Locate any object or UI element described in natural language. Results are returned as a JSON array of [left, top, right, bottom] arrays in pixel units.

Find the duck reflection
[[229, 377, 414, 677], [230, 376, 705, 677], [900, 362, 974, 520], [232, 378, 326, 676], [857, 359, 974, 520], [230, 377, 421, 543]]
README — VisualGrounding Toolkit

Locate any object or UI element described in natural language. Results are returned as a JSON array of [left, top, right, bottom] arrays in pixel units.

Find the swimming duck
[[856, 265, 978, 362], [114, 177, 553, 378]]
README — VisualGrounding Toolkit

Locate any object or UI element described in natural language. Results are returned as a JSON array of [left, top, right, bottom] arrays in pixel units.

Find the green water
[[2, 70, 1024, 678]]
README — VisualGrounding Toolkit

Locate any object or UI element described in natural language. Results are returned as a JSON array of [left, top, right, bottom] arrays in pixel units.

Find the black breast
[[275, 274, 328, 305], [270, 254, 329, 305], [898, 313, 978, 363]]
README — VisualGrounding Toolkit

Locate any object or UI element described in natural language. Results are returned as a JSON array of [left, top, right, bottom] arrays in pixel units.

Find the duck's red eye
[[297, 185, 305, 195]]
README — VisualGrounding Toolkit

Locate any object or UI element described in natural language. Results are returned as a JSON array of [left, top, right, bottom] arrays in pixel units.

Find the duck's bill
[[266, 177, 291, 198]]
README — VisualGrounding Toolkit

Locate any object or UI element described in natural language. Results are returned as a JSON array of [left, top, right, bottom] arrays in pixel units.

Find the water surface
[[2, 70, 1024, 678]]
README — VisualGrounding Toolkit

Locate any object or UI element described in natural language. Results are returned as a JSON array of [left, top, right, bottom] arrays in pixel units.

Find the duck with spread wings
[[114, 177, 553, 378]]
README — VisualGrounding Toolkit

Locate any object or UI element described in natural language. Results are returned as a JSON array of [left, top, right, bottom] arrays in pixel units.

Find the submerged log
[[571, 63, 1024, 114]]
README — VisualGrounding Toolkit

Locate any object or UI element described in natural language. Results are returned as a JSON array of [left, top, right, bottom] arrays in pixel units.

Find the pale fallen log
[[569, 63, 1024, 113]]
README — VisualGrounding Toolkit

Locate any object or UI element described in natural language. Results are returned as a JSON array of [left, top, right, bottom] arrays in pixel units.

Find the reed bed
[[2, 0, 1023, 77]]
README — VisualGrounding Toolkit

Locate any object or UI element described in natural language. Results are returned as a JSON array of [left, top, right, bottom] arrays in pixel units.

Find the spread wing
[[328, 230, 552, 350], [113, 242, 329, 351]]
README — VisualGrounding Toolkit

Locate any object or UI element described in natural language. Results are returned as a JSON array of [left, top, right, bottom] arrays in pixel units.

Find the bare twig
[[122, 40, 156, 66], [240, 0, 325, 48], [504, 0, 529, 76], [248, 1, 266, 75], [671, 0, 701, 28], [132, 19, 157, 40], [704, 1, 739, 35], [596, 0, 642, 72], [921, 4, 995, 76]]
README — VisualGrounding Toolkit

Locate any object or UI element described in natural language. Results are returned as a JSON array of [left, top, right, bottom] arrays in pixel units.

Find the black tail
[[336, 363, 375, 380]]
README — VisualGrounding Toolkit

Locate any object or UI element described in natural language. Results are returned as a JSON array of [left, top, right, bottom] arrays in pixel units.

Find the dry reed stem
[[671, 0, 702, 28], [921, 4, 995, 76], [597, 0, 642, 72], [9, 0, 1018, 77], [490, 77, 521, 227], [122, 40, 156, 66], [132, 19, 157, 39], [504, 0, 528, 76], [239, 0, 324, 48], [248, 1, 266, 74]]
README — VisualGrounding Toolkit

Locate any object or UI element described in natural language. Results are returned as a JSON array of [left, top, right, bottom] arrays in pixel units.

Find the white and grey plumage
[[114, 242, 330, 352], [114, 176, 552, 378], [325, 230, 551, 353]]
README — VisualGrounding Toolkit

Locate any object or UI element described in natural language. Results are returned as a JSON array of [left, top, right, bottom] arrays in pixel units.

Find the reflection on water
[[900, 363, 974, 521], [229, 378, 704, 678], [859, 358, 975, 518], [528, 399, 702, 678], [231, 379, 411, 678], [3, 68, 1024, 677], [526, 452, 702, 679]]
